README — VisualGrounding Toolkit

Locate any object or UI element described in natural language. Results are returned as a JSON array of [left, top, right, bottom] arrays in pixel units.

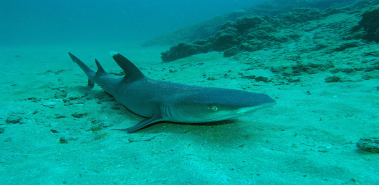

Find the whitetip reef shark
[[68, 52, 276, 133]]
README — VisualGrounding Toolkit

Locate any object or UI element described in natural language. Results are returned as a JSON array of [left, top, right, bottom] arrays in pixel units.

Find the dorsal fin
[[95, 59, 106, 75], [110, 51, 145, 81]]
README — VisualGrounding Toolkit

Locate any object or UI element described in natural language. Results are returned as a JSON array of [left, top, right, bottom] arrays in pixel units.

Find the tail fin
[[110, 51, 145, 81]]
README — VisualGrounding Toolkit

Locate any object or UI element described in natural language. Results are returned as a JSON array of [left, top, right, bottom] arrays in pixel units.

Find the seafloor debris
[[356, 137, 379, 153]]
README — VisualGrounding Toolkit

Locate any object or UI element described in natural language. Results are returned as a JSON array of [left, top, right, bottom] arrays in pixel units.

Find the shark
[[68, 52, 276, 133]]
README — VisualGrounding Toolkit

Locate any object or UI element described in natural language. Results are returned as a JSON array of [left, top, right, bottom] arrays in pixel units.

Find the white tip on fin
[[110, 51, 119, 57]]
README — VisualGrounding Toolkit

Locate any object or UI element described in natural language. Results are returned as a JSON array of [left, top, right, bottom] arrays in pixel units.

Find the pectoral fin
[[113, 116, 162, 133]]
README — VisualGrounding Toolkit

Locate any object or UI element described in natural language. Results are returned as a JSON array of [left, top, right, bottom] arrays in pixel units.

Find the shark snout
[[237, 101, 276, 115]]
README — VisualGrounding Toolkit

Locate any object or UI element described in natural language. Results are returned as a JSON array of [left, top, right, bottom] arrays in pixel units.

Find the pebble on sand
[[6, 115, 22, 124]]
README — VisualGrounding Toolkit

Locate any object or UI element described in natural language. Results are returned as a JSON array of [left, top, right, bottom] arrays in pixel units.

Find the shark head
[[164, 87, 276, 123]]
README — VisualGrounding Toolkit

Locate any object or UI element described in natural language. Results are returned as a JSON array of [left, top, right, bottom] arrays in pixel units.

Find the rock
[[143, 0, 356, 47], [333, 41, 361, 52], [42, 102, 56, 108], [281, 61, 335, 76], [142, 9, 250, 47], [6, 115, 22, 124], [279, 8, 322, 24], [159, 1, 366, 62], [240, 43, 259, 52], [247, 30, 270, 40], [255, 76, 271, 83], [211, 27, 240, 51], [161, 43, 209, 62], [240, 74, 271, 83], [193, 39, 208, 45], [330, 68, 354, 74], [55, 114, 66, 119], [225, 16, 265, 32], [26, 97, 41, 103], [59, 137, 68, 144], [325, 75, 342, 83], [223, 47, 240, 57], [55, 89, 68, 99], [71, 113, 88, 118], [89, 125, 102, 132], [160, 16, 269, 61], [357, 137, 379, 153], [359, 7, 379, 42]]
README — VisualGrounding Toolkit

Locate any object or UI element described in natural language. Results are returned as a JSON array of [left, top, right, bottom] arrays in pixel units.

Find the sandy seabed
[[0, 41, 378, 184]]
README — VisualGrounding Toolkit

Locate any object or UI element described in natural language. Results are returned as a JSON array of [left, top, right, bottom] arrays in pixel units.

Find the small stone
[[6, 115, 22, 124], [55, 90, 68, 99], [71, 113, 88, 118], [55, 114, 66, 119], [325, 76, 342, 83], [356, 137, 379, 153], [255, 76, 270, 83], [89, 125, 102, 132], [59, 137, 68, 144], [42, 102, 56, 108]]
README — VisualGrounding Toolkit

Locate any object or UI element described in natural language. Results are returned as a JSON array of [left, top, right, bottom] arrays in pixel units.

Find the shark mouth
[[237, 102, 276, 115]]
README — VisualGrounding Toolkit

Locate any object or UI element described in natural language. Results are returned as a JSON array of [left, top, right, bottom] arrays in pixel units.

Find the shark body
[[68, 52, 275, 133]]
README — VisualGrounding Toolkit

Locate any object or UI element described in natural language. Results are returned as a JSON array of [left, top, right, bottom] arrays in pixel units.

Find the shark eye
[[208, 105, 218, 112]]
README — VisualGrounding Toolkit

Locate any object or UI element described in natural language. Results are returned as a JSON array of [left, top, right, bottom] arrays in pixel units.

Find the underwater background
[[1, 0, 379, 184], [1, 0, 266, 46]]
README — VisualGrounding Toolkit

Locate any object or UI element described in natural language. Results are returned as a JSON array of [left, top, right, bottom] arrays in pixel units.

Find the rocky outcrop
[[161, 43, 210, 62], [142, 9, 249, 47], [359, 6, 379, 42], [277, 8, 322, 24], [143, 0, 356, 47], [223, 47, 239, 57], [161, 9, 318, 62], [159, 0, 379, 62]]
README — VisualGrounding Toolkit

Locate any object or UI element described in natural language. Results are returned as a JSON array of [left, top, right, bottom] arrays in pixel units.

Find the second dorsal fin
[[95, 59, 106, 75], [110, 51, 145, 81]]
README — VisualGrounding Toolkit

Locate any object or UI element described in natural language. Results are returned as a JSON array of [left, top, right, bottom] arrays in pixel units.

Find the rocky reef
[[143, 0, 356, 48], [161, 0, 379, 62], [161, 8, 323, 62]]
